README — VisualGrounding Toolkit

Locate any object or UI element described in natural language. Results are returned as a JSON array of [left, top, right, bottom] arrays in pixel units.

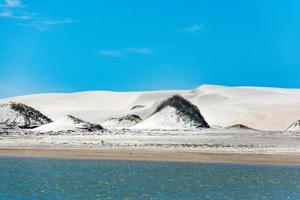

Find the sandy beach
[[0, 128, 300, 165], [1, 148, 300, 166]]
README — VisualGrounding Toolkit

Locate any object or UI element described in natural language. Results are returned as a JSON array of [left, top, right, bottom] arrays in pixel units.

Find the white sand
[[1, 129, 300, 155], [1, 85, 300, 131], [33, 115, 89, 132], [133, 106, 199, 130]]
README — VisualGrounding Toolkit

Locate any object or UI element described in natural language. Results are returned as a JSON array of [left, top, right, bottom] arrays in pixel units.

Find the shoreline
[[0, 148, 300, 166]]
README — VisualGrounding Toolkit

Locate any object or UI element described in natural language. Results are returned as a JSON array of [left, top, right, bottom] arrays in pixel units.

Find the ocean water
[[0, 157, 299, 200]]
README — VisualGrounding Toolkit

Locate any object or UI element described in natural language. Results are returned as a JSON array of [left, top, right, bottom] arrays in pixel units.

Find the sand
[[0, 148, 300, 166], [0, 128, 300, 166], [2, 84, 300, 131]]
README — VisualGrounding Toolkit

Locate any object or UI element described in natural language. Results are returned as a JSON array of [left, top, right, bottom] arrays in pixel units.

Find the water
[[0, 157, 299, 199]]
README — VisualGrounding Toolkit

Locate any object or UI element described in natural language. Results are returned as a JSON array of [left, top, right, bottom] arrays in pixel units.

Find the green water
[[0, 157, 299, 199]]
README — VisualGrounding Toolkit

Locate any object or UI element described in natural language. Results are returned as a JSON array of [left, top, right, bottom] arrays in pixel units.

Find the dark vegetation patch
[[66, 115, 104, 132], [130, 105, 145, 110], [227, 124, 256, 130], [1, 102, 53, 129], [152, 95, 209, 128]]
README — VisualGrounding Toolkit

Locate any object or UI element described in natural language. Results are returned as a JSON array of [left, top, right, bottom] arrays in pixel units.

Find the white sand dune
[[132, 106, 199, 130], [1, 85, 300, 131], [33, 115, 103, 133], [287, 120, 300, 131], [101, 114, 142, 129], [0, 102, 52, 128], [133, 95, 209, 130]]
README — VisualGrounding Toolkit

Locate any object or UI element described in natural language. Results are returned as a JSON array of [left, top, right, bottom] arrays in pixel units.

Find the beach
[[1, 148, 300, 166], [0, 128, 300, 166]]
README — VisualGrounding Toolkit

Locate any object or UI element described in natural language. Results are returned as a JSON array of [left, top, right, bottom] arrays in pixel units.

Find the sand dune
[[1, 85, 300, 131]]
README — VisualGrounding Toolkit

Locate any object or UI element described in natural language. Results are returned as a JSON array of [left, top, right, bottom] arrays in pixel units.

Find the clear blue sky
[[1, 0, 300, 98]]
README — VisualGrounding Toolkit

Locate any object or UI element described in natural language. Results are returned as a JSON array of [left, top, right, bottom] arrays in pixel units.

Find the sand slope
[[0, 102, 52, 128], [34, 115, 103, 132], [133, 95, 209, 130], [1, 85, 300, 131], [288, 120, 300, 131]]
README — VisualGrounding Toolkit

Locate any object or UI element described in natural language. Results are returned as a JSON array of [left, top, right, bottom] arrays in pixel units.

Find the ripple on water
[[0, 158, 299, 199]]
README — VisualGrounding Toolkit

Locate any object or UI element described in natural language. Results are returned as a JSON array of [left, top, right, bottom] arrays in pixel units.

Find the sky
[[0, 0, 300, 98]]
